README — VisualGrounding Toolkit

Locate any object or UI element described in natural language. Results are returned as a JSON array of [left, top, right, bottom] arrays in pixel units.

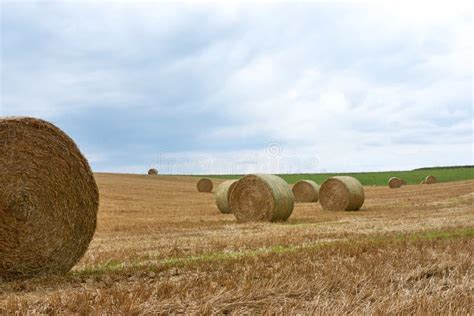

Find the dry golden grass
[[0, 173, 473, 314]]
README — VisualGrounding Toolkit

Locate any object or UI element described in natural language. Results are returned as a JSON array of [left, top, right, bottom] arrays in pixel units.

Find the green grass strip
[[74, 226, 473, 277], [202, 166, 474, 186]]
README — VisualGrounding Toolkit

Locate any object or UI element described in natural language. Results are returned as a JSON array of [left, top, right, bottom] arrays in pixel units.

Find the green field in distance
[[204, 166, 474, 186]]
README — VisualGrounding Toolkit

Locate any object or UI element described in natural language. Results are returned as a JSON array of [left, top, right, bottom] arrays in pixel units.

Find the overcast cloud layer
[[1, 1, 472, 174]]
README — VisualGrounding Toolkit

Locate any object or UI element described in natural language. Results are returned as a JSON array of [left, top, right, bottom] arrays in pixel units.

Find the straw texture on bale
[[214, 180, 238, 214], [319, 176, 365, 211], [0, 117, 99, 279], [388, 177, 404, 189], [420, 179, 427, 184], [229, 174, 294, 222], [425, 175, 437, 184], [197, 178, 213, 192], [292, 180, 319, 203], [148, 168, 158, 175]]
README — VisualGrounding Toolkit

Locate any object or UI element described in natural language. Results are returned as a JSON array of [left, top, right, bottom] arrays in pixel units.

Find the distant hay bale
[[292, 180, 319, 202], [148, 168, 158, 175], [319, 176, 365, 211], [0, 117, 99, 279], [229, 174, 294, 222], [388, 177, 404, 189], [197, 178, 213, 192], [425, 175, 437, 184], [214, 180, 238, 214]]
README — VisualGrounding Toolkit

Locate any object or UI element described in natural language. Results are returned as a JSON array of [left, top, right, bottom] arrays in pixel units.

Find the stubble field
[[1, 173, 473, 314]]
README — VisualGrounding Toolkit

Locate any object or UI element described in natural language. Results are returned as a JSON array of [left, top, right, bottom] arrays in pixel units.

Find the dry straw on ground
[[292, 180, 319, 202], [319, 176, 365, 211], [214, 180, 238, 214], [196, 178, 213, 192], [148, 169, 158, 175], [425, 175, 437, 184], [388, 177, 404, 189], [0, 117, 99, 280], [229, 174, 294, 222]]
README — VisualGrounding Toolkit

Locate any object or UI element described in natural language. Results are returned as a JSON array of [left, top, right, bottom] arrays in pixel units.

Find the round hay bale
[[420, 179, 427, 184], [425, 175, 437, 184], [0, 117, 99, 279], [292, 180, 319, 203], [319, 176, 364, 211], [388, 177, 403, 189], [214, 180, 238, 214], [229, 174, 294, 222], [148, 168, 158, 175], [197, 178, 213, 192]]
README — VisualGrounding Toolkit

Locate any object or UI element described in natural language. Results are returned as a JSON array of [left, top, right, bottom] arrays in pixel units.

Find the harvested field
[[0, 173, 473, 314]]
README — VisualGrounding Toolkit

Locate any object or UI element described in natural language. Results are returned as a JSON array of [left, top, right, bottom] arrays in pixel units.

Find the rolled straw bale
[[292, 180, 319, 202], [214, 180, 238, 214], [197, 178, 213, 192], [388, 177, 404, 189], [319, 176, 364, 211], [425, 175, 437, 184], [0, 117, 99, 279], [229, 174, 294, 222], [148, 168, 158, 175]]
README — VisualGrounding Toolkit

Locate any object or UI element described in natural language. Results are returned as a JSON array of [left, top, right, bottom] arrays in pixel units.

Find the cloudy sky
[[1, 1, 472, 174]]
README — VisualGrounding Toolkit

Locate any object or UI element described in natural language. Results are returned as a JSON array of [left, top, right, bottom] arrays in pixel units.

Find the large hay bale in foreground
[[425, 175, 437, 184], [197, 178, 213, 192], [319, 176, 364, 211], [292, 180, 319, 202], [0, 117, 99, 279], [214, 180, 238, 214], [388, 177, 404, 189], [148, 168, 158, 175], [229, 174, 294, 222]]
